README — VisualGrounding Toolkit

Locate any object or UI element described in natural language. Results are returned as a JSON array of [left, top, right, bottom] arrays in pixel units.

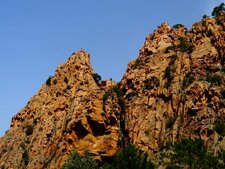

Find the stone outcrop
[[120, 12, 225, 158], [0, 12, 224, 168], [0, 50, 120, 168]]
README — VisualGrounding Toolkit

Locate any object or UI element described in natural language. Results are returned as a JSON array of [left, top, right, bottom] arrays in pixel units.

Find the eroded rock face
[[0, 50, 120, 168], [0, 12, 224, 168], [120, 12, 225, 158]]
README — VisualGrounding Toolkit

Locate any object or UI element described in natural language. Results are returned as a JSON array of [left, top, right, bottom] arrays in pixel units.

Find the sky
[[0, 0, 224, 137]]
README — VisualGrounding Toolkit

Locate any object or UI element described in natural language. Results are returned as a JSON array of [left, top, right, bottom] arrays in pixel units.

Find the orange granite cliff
[[0, 12, 224, 169]]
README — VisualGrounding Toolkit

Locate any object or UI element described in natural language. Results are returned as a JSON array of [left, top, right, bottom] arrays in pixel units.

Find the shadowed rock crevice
[[73, 120, 90, 139], [87, 116, 106, 136]]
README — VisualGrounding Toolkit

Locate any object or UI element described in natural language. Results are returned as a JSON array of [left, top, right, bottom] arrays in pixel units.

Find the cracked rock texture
[[0, 12, 225, 168], [0, 51, 120, 168]]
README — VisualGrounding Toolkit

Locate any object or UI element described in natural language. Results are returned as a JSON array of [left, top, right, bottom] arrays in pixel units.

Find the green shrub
[[168, 55, 177, 66], [177, 37, 193, 53], [25, 125, 33, 136], [206, 72, 221, 85], [163, 139, 205, 168], [104, 86, 124, 101], [162, 138, 225, 169], [93, 73, 102, 84], [61, 146, 155, 169], [163, 67, 173, 88], [102, 92, 110, 111], [64, 77, 69, 84], [165, 45, 176, 53], [102, 85, 125, 123], [20, 142, 29, 166], [218, 150, 225, 165], [143, 77, 160, 90], [164, 67, 171, 79], [22, 151, 29, 166], [112, 86, 124, 97], [132, 59, 141, 69], [104, 144, 155, 169], [166, 164, 181, 169], [102, 92, 110, 102], [166, 38, 193, 53], [202, 14, 208, 19], [46, 76, 52, 86], [126, 92, 137, 99], [118, 97, 125, 111], [221, 66, 225, 73], [61, 150, 98, 169], [172, 24, 185, 29], [212, 3, 225, 17], [206, 29, 213, 37], [182, 72, 195, 89], [221, 89, 225, 99], [214, 120, 225, 136], [220, 55, 225, 65]]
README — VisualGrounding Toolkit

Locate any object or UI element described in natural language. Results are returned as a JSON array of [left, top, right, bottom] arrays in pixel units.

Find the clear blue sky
[[0, 0, 224, 136]]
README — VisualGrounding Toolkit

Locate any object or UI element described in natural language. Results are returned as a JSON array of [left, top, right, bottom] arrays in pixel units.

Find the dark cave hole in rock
[[74, 120, 89, 139], [187, 108, 199, 117], [68, 138, 73, 144], [127, 79, 134, 89], [159, 94, 172, 103], [105, 130, 111, 135], [87, 117, 106, 136], [109, 115, 117, 125]]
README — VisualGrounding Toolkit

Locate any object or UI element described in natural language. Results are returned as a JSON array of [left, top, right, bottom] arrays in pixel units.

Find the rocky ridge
[[0, 12, 224, 168], [121, 12, 225, 159]]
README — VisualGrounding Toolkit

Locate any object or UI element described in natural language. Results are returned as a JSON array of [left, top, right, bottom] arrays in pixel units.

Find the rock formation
[[0, 12, 224, 169], [121, 12, 225, 159], [0, 51, 120, 168]]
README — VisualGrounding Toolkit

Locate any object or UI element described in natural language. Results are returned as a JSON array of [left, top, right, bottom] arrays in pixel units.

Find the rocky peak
[[120, 12, 225, 159], [0, 49, 120, 168]]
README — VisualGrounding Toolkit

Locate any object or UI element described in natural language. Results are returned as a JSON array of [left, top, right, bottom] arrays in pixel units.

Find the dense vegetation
[[212, 3, 225, 17], [61, 144, 155, 169], [61, 139, 225, 169], [161, 139, 225, 169], [60, 150, 98, 169]]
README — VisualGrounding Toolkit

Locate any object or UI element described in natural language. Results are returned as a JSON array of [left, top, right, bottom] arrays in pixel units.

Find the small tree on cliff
[[93, 73, 102, 84], [212, 3, 225, 17]]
